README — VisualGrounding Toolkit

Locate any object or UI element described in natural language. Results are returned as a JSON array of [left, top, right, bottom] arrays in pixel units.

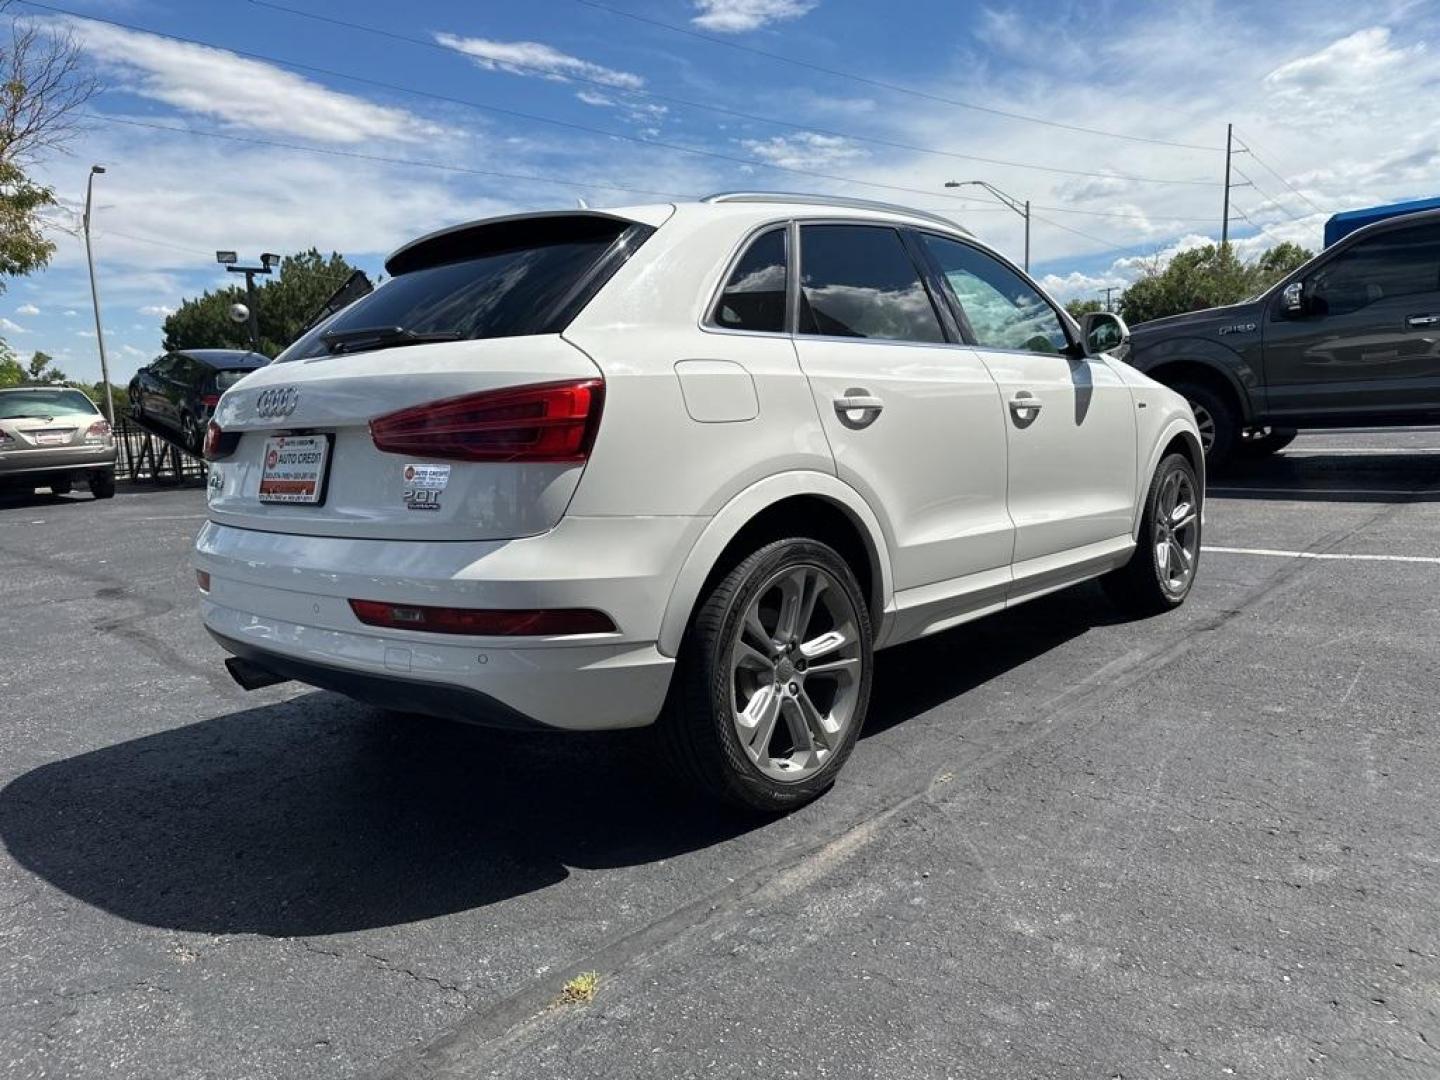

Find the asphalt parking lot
[[4, 430, 1440, 1080]]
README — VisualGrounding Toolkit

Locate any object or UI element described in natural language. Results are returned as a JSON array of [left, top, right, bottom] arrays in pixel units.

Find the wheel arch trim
[[1133, 417, 1206, 540], [656, 470, 895, 657]]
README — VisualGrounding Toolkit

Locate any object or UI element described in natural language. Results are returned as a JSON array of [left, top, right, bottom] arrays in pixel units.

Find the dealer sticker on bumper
[[402, 463, 450, 511]]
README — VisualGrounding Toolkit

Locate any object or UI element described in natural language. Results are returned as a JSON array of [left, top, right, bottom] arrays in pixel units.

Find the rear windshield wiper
[[320, 325, 462, 355]]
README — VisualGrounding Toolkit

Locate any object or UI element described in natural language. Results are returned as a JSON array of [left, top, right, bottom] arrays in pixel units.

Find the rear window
[[279, 220, 646, 362], [0, 388, 98, 419], [215, 369, 254, 391]]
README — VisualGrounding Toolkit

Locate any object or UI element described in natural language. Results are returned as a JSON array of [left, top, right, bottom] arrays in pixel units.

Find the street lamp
[[82, 164, 116, 423], [945, 180, 1031, 272], [216, 250, 279, 352]]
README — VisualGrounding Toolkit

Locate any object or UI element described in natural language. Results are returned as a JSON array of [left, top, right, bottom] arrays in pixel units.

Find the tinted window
[[1308, 224, 1440, 317], [798, 225, 944, 343], [0, 388, 98, 418], [921, 234, 1068, 354], [712, 228, 787, 333], [214, 369, 253, 391], [281, 231, 632, 361]]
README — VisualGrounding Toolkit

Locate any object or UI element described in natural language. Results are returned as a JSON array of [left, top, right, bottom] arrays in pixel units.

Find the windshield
[[278, 230, 632, 362], [0, 388, 99, 419]]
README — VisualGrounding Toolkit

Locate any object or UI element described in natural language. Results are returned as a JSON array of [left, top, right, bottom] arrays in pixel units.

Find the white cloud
[[1264, 27, 1415, 92], [63, 310, 77, 317], [139, 304, 175, 317], [1, 317, 28, 333], [76, 329, 95, 338], [692, 0, 818, 32], [16, 303, 39, 316], [119, 344, 148, 357], [68, 20, 438, 144], [576, 90, 613, 107], [436, 33, 643, 90], [740, 132, 865, 170]]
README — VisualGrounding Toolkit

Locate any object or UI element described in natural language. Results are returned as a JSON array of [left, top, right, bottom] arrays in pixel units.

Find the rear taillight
[[348, 599, 615, 637], [87, 420, 111, 438], [369, 378, 604, 463], [202, 421, 238, 461], [201, 394, 220, 409], [0, 429, 14, 448]]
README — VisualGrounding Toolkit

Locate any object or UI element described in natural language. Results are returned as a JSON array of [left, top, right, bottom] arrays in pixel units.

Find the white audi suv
[[196, 193, 1203, 811]]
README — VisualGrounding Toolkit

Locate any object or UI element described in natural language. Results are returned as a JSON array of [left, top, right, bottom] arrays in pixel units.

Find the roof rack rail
[[702, 191, 972, 236]]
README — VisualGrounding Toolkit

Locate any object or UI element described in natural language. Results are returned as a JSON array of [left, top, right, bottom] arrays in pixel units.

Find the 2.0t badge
[[255, 386, 299, 419]]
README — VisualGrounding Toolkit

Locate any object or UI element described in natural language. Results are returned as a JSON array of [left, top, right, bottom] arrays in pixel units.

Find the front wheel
[[1102, 453, 1201, 616], [659, 538, 873, 813]]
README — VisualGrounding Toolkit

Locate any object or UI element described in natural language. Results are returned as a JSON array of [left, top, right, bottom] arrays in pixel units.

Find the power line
[[15, 0, 1003, 210], [246, 0, 1221, 188], [1230, 165, 1304, 224], [87, 114, 702, 201], [1232, 130, 1330, 216], [573, 0, 1226, 153]]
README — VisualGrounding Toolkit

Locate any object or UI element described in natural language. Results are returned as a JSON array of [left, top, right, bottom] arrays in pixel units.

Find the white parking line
[[1283, 447, 1440, 455], [1206, 545, 1440, 564]]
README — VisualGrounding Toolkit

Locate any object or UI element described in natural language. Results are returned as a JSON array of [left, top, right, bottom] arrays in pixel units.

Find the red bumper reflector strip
[[196, 569, 211, 592], [348, 599, 615, 636]]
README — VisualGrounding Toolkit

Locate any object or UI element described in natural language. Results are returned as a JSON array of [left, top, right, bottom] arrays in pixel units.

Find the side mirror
[[1081, 310, 1130, 356], [1280, 280, 1305, 316]]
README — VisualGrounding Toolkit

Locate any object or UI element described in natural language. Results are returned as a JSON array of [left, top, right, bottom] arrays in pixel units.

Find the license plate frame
[[257, 433, 333, 505]]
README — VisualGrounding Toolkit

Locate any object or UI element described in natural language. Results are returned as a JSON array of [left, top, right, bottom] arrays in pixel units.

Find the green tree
[[25, 347, 62, 382], [0, 341, 21, 386], [162, 249, 358, 357], [1118, 241, 1315, 325], [1065, 298, 1103, 319]]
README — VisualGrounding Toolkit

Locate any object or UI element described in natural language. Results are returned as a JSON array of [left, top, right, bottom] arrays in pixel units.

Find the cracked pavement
[[3, 430, 1440, 1078]]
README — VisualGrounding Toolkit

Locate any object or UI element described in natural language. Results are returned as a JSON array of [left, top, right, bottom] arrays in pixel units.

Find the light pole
[[215, 250, 280, 352], [82, 164, 116, 423], [945, 180, 1031, 272]]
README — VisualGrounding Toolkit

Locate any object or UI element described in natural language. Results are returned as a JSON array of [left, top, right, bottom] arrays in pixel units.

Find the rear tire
[[89, 468, 116, 500], [1239, 426, 1297, 457], [1102, 453, 1201, 616], [658, 537, 873, 813], [1173, 380, 1238, 469]]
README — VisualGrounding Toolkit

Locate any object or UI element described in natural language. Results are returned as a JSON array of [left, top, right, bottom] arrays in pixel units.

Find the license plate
[[258, 434, 330, 504], [35, 431, 69, 446]]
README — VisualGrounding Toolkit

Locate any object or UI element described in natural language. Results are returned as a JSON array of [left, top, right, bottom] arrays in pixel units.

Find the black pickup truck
[[1126, 208, 1440, 466]]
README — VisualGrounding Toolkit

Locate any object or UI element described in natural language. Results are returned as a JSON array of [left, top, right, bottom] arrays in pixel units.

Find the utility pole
[[1221, 122, 1233, 249], [215, 251, 280, 351], [82, 165, 116, 424], [1099, 286, 1119, 311], [945, 180, 1031, 271]]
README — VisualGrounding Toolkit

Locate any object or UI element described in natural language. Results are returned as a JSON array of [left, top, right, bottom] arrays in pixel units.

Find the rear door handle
[[1407, 314, 1440, 328], [834, 391, 884, 429]]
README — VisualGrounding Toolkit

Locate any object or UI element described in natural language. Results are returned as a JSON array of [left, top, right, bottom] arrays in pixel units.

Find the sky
[[8, 0, 1440, 383]]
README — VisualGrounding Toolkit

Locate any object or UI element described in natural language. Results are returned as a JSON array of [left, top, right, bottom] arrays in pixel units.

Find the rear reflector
[[369, 378, 604, 463], [348, 599, 615, 637], [196, 569, 211, 592]]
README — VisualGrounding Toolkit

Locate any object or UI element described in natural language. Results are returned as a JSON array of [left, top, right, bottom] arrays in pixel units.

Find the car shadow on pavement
[[0, 588, 1110, 939], [1209, 449, 1440, 502]]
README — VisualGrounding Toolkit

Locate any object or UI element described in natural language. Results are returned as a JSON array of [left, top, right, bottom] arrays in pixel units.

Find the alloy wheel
[[1153, 467, 1200, 596], [729, 564, 863, 782], [1188, 400, 1216, 454]]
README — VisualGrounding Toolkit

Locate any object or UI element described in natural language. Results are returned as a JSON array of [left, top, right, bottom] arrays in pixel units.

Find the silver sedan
[[0, 386, 117, 499]]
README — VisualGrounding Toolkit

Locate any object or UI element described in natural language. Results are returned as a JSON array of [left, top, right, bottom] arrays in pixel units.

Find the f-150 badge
[[1218, 323, 1256, 335]]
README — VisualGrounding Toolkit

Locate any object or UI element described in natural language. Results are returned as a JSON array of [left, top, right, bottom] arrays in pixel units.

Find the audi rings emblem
[[255, 387, 299, 419]]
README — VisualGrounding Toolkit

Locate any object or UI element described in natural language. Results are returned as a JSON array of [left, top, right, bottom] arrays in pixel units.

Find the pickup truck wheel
[[659, 537, 873, 813], [1239, 427, 1297, 457], [1102, 453, 1201, 616], [1174, 381, 1238, 468]]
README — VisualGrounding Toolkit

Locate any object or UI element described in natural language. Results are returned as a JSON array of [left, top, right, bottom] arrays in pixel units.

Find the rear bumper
[[0, 445, 116, 477], [195, 515, 702, 731]]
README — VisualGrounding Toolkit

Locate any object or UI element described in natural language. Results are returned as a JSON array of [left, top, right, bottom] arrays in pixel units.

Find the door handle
[[1008, 392, 1043, 419], [1407, 314, 1440, 328], [834, 391, 884, 429]]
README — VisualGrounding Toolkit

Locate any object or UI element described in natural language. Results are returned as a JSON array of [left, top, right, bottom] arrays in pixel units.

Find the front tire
[[659, 538, 873, 813], [89, 468, 116, 500], [1102, 453, 1201, 616], [1174, 380, 1238, 469]]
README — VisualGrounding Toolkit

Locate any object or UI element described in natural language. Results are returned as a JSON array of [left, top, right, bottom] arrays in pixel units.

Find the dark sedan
[[128, 349, 268, 451]]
